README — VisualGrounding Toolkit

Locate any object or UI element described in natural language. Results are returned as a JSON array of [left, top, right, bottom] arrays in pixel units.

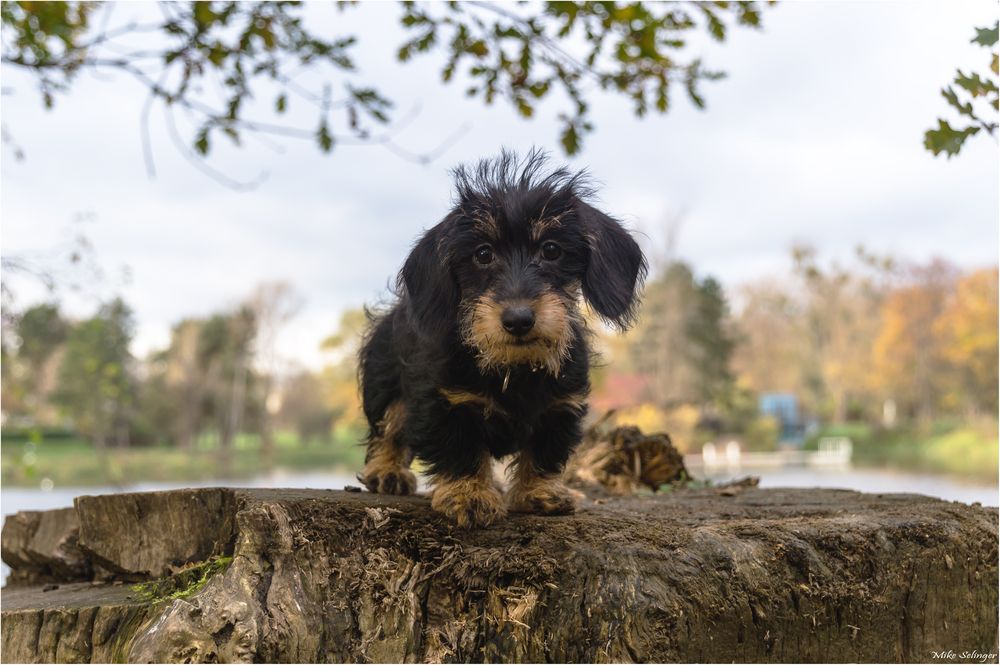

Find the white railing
[[689, 437, 852, 471]]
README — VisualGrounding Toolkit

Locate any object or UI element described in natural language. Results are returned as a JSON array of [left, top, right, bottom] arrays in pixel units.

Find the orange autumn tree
[[872, 260, 959, 422], [934, 267, 999, 414], [784, 245, 893, 422]]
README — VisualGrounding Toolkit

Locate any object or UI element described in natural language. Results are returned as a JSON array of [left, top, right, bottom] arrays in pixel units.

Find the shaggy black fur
[[359, 150, 647, 485]]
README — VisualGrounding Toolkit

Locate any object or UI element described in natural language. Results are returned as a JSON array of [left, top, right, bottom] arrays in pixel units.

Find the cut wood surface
[[2, 485, 997, 663]]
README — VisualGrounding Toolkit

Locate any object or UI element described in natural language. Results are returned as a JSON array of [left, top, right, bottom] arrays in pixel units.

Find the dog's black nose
[[501, 305, 535, 336]]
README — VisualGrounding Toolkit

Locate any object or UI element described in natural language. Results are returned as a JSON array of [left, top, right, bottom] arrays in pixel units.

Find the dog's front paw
[[358, 464, 418, 496], [507, 478, 577, 515], [431, 478, 506, 528]]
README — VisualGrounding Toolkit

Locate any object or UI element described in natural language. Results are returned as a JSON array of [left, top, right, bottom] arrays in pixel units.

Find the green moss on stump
[[129, 555, 233, 603]]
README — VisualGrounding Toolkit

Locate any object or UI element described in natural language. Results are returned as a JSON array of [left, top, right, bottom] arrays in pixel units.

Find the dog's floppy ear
[[399, 222, 459, 337], [577, 201, 647, 330]]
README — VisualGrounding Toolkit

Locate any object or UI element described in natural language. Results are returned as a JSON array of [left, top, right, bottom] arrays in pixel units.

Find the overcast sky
[[2, 1, 997, 369]]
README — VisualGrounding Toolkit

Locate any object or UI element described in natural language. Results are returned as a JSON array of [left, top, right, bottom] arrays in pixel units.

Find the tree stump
[[2, 486, 997, 663]]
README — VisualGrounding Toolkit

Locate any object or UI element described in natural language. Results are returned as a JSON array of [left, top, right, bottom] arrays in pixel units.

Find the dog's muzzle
[[500, 305, 535, 337]]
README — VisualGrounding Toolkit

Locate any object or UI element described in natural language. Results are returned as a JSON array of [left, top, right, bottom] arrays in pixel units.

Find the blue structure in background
[[759, 393, 806, 446]]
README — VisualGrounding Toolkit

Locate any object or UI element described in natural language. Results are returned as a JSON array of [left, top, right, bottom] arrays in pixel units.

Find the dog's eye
[[541, 241, 562, 261], [474, 245, 495, 265]]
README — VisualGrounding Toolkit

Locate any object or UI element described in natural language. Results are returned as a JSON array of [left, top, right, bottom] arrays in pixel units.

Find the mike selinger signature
[[930, 650, 997, 663]]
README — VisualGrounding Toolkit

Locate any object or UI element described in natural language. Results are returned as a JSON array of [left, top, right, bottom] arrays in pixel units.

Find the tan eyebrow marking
[[531, 212, 566, 241], [470, 210, 499, 239]]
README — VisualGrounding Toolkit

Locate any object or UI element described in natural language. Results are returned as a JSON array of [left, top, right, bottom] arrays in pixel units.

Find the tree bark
[[2, 486, 997, 663]]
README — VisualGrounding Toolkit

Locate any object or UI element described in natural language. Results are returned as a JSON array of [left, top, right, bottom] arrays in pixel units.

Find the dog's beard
[[460, 289, 579, 376]]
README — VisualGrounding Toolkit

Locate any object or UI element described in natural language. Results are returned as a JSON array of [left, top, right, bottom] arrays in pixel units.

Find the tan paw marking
[[358, 463, 417, 496], [361, 401, 415, 495], [431, 476, 506, 528], [506, 477, 577, 515]]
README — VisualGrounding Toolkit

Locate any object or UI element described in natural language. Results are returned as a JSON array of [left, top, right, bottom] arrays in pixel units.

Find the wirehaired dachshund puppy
[[358, 150, 647, 527]]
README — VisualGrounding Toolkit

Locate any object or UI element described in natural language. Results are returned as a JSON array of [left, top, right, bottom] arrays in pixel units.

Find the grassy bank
[[4, 420, 997, 489], [1, 429, 366, 488], [804, 420, 999, 481]]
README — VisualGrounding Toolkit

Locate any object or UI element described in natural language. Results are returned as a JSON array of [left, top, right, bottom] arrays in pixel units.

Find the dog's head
[[399, 150, 647, 375]]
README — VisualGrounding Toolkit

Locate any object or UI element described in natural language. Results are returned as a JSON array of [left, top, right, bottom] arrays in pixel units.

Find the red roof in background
[[590, 372, 649, 412]]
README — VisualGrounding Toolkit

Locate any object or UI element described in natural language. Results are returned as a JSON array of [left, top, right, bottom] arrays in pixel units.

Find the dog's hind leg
[[358, 400, 418, 495]]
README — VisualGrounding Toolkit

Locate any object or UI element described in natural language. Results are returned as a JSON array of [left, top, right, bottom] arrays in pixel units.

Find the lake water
[[2, 467, 996, 584]]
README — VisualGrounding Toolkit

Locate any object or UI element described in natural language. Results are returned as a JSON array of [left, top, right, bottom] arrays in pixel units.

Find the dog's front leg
[[421, 392, 506, 528], [507, 402, 583, 515], [429, 448, 505, 528]]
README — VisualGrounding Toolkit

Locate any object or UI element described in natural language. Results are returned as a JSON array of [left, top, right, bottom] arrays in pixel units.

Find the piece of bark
[[73, 488, 236, 579], [715, 476, 761, 496], [1, 508, 90, 585], [566, 417, 688, 495]]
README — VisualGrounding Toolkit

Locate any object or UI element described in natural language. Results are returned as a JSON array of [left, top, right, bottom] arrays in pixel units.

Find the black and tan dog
[[358, 150, 646, 527]]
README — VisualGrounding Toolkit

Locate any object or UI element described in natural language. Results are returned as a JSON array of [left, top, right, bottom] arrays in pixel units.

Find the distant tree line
[[0, 281, 349, 457], [1, 251, 996, 455], [735, 250, 998, 424], [593, 248, 997, 448]]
